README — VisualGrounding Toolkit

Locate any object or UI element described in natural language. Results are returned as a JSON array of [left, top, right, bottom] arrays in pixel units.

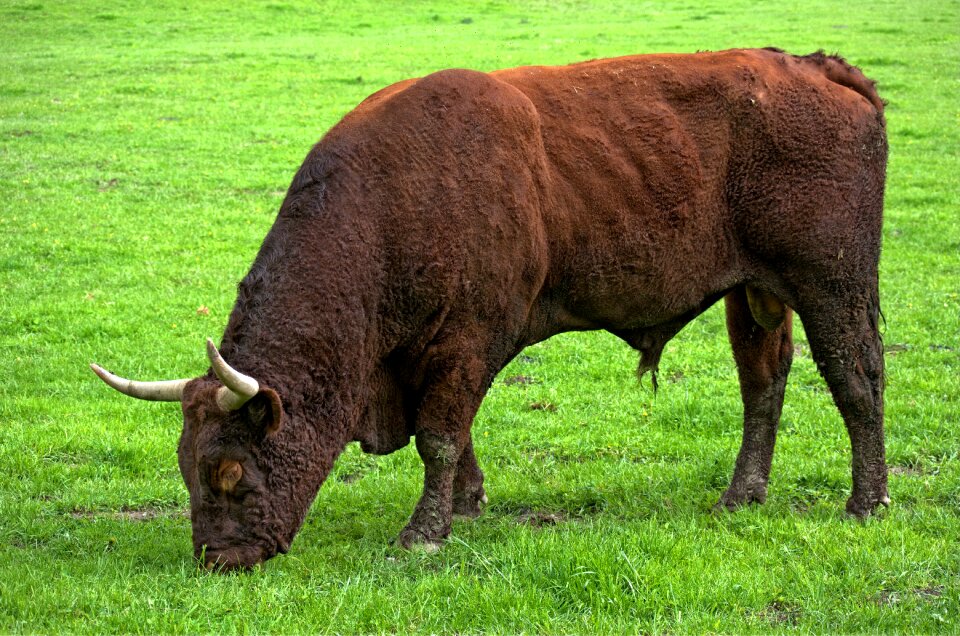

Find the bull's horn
[[206, 338, 259, 411], [90, 363, 188, 402]]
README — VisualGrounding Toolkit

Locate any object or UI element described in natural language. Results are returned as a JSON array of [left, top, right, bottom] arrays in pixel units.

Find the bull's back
[[490, 49, 886, 330], [308, 49, 885, 345]]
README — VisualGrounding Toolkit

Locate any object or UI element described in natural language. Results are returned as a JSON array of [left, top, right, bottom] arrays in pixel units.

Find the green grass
[[2, 0, 959, 632]]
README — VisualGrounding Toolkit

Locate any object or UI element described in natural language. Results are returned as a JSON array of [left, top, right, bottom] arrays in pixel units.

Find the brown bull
[[92, 48, 888, 570]]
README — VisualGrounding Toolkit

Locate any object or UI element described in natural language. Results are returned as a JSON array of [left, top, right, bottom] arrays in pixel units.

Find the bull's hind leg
[[717, 286, 794, 509], [800, 289, 888, 516]]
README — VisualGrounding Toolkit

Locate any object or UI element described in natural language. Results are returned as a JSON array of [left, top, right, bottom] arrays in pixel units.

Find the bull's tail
[[766, 48, 885, 117]]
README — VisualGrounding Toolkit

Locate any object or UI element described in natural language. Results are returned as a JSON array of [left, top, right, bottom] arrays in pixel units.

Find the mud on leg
[[717, 286, 793, 509]]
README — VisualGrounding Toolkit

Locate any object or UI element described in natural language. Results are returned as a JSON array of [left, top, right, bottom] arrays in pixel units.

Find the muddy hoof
[[845, 492, 891, 519], [396, 527, 444, 552], [714, 485, 766, 511], [453, 487, 488, 518]]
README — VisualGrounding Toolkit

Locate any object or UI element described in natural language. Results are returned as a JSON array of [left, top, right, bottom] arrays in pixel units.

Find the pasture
[[2, 0, 958, 632]]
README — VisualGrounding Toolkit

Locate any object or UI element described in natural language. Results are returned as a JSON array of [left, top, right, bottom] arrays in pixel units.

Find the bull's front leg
[[397, 430, 465, 551], [397, 353, 493, 551], [453, 438, 487, 518]]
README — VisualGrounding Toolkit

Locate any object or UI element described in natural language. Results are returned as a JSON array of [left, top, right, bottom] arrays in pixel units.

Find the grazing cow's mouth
[[199, 537, 288, 572], [195, 521, 293, 570], [203, 551, 251, 572]]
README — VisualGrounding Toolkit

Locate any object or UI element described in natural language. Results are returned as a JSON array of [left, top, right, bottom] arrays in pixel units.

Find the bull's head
[[91, 340, 297, 571]]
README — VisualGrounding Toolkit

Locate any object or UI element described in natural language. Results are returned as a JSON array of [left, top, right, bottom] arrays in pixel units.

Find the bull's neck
[[218, 165, 385, 436], [219, 257, 379, 438], [218, 304, 374, 429]]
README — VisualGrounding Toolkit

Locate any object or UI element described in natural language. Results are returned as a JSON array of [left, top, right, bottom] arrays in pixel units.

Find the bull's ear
[[246, 388, 284, 436]]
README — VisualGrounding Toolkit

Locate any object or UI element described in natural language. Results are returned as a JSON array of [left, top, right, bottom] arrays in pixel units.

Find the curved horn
[[90, 363, 188, 402], [206, 338, 259, 411]]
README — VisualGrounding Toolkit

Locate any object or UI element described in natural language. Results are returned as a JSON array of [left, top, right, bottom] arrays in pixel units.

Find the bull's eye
[[217, 460, 243, 493]]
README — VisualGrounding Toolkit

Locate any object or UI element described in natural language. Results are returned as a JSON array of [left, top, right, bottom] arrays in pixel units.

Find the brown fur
[[162, 48, 887, 569]]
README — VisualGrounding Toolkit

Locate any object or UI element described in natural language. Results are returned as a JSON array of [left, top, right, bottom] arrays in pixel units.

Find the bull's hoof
[[396, 527, 444, 553], [453, 487, 488, 519], [845, 492, 891, 519], [714, 484, 767, 511]]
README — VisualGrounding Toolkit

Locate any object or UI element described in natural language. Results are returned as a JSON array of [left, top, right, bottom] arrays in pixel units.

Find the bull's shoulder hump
[[357, 67, 542, 131], [410, 67, 539, 109], [416, 67, 516, 90], [355, 77, 419, 110], [341, 69, 536, 133]]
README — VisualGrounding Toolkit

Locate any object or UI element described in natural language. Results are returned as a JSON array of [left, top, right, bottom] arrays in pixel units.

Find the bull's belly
[[567, 284, 707, 330], [525, 263, 737, 347], [563, 252, 736, 325]]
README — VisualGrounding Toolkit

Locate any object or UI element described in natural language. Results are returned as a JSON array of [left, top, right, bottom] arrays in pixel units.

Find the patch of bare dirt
[[888, 465, 924, 477], [336, 470, 365, 484], [71, 506, 188, 521], [917, 585, 945, 599], [516, 508, 568, 528], [883, 343, 910, 355], [757, 600, 801, 626], [529, 401, 557, 412], [877, 585, 944, 606]]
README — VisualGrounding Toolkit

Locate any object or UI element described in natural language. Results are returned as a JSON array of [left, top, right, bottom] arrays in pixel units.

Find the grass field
[[2, 0, 959, 632]]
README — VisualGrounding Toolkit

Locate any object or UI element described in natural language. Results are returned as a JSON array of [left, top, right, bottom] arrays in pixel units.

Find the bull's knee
[[415, 431, 462, 468], [746, 286, 787, 331]]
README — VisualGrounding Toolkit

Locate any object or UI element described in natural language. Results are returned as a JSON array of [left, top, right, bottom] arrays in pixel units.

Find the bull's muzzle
[[199, 544, 275, 572]]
